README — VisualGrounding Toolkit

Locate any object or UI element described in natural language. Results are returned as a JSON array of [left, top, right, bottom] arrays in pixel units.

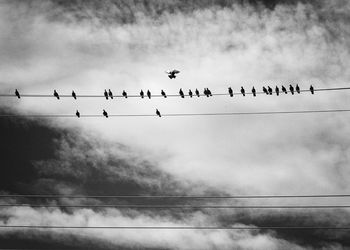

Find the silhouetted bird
[[268, 86, 273, 95], [140, 90, 144, 98], [241, 87, 245, 96], [195, 88, 200, 97], [179, 88, 184, 98], [147, 90, 151, 99], [103, 109, 108, 118], [207, 88, 212, 96], [72, 91, 76, 99], [15, 89, 20, 99], [54, 90, 60, 100], [275, 86, 280, 96], [252, 87, 256, 97], [161, 90, 167, 98], [281, 85, 287, 94], [228, 87, 233, 97], [310, 85, 314, 94], [204, 88, 208, 97], [189, 89, 193, 98], [104, 89, 108, 100], [296, 84, 300, 94], [76, 110, 80, 118], [263, 87, 268, 95], [122, 90, 128, 98], [289, 84, 294, 95], [156, 109, 161, 117], [108, 89, 113, 99]]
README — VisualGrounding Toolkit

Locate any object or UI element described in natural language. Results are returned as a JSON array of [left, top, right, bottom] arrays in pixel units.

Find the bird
[[252, 87, 256, 97], [189, 89, 193, 98], [147, 90, 151, 99], [281, 85, 287, 94], [275, 86, 280, 96], [268, 86, 273, 95], [103, 109, 108, 118], [263, 87, 268, 95], [122, 90, 128, 98], [104, 90, 108, 100], [15, 89, 20, 99], [140, 90, 144, 98], [156, 109, 161, 117], [289, 84, 294, 95], [240, 87, 245, 96], [161, 90, 167, 98], [179, 88, 184, 98], [310, 85, 314, 94], [72, 91, 76, 100], [76, 110, 80, 118], [228, 87, 233, 97], [204, 88, 208, 97], [108, 89, 113, 99], [296, 84, 300, 94], [166, 70, 180, 79], [195, 88, 200, 97], [207, 88, 212, 96], [54, 90, 60, 100]]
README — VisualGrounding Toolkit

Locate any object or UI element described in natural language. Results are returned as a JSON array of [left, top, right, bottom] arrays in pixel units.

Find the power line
[[1, 194, 349, 199], [1, 109, 350, 118], [1, 86, 350, 98], [0, 225, 349, 230], [0, 204, 349, 209]]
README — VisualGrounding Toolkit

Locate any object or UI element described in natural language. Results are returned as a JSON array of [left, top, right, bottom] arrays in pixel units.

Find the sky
[[0, 0, 350, 249]]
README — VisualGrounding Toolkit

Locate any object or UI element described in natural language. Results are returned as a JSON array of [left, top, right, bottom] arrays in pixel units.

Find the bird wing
[[173, 70, 180, 74]]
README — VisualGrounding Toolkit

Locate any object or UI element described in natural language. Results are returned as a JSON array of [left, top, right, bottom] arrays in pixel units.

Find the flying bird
[[15, 89, 20, 99], [108, 89, 113, 99], [103, 109, 108, 118], [54, 90, 60, 100], [166, 69, 180, 79], [72, 91, 76, 99], [228, 87, 233, 97], [76, 110, 80, 118], [156, 109, 161, 117]]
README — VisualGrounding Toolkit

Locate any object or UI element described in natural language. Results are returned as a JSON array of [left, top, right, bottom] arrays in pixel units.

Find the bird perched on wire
[[122, 90, 128, 98], [310, 85, 314, 94], [241, 87, 245, 96], [72, 91, 77, 99], [103, 109, 108, 118], [54, 90, 60, 100], [275, 86, 280, 96], [104, 90, 108, 100], [281, 85, 287, 94], [207, 88, 212, 96], [228, 87, 233, 97], [289, 84, 294, 95], [268, 86, 273, 95], [15, 89, 20, 99], [195, 89, 200, 97], [296, 84, 300, 94], [76, 110, 80, 118], [147, 90, 151, 99], [108, 89, 113, 99], [156, 109, 161, 117], [179, 88, 184, 98], [161, 90, 167, 98], [165, 69, 180, 79], [252, 87, 256, 97], [263, 87, 268, 95], [140, 90, 144, 98], [189, 89, 193, 98]]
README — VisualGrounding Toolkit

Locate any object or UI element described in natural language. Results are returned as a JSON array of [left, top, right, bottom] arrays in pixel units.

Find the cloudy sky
[[0, 0, 350, 249]]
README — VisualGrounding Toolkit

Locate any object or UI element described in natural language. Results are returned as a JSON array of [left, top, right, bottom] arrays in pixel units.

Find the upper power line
[[3, 86, 350, 99]]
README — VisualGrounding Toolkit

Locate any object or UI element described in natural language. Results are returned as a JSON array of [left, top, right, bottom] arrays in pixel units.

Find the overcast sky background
[[0, 0, 350, 249]]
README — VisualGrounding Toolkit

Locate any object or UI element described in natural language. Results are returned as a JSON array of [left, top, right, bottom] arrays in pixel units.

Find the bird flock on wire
[[13, 84, 315, 118]]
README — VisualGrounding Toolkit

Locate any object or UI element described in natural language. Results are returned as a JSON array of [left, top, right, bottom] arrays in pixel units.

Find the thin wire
[[0, 204, 349, 209], [1, 194, 349, 199], [1, 86, 350, 98], [0, 225, 349, 230], [1, 109, 350, 118]]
